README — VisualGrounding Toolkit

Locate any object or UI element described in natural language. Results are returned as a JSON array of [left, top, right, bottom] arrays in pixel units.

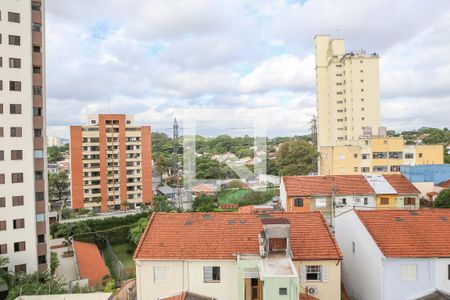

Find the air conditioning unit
[[307, 286, 318, 295]]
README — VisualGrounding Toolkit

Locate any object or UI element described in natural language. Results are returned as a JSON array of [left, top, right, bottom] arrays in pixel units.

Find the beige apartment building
[[0, 0, 49, 281], [70, 114, 152, 213], [315, 35, 380, 148], [319, 135, 444, 175]]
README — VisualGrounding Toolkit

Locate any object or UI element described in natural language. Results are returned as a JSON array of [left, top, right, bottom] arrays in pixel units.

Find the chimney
[[259, 218, 291, 257]]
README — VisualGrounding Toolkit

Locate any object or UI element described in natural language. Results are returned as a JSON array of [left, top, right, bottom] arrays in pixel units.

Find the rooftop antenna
[[172, 118, 182, 210]]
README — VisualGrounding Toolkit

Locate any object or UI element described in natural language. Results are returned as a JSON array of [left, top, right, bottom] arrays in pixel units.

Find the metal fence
[[102, 238, 127, 282]]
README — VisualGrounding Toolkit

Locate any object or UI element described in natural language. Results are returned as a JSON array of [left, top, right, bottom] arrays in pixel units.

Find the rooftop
[[73, 241, 110, 287], [134, 212, 342, 261], [356, 209, 450, 258]]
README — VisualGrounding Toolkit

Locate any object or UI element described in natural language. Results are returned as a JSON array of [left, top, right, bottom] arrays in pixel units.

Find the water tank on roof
[[363, 127, 372, 136], [378, 126, 387, 136]]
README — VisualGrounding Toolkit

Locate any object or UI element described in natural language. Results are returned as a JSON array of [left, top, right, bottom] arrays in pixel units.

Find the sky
[[45, 0, 450, 138]]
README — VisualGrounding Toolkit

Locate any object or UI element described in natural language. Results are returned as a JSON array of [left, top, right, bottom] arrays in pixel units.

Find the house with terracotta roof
[[134, 212, 342, 300], [281, 175, 420, 224], [280, 175, 376, 223], [335, 209, 450, 300]]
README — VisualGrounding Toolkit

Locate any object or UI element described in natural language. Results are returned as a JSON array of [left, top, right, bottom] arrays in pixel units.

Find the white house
[[335, 209, 450, 300]]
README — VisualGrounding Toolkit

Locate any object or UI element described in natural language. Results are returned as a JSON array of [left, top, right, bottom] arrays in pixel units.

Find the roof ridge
[[133, 212, 155, 260], [317, 211, 343, 259]]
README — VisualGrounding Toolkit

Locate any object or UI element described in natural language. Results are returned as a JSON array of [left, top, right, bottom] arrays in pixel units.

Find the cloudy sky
[[45, 0, 450, 138]]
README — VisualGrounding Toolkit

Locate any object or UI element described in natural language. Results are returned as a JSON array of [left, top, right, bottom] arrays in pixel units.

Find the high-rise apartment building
[[70, 114, 152, 213], [315, 35, 380, 147], [0, 0, 49, 280]]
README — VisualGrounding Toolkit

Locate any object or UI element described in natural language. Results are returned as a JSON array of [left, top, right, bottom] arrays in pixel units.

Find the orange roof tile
[[356, 209, 450, 257], [237, 205, 274, 213], [382, 174, 420, 194], [283, 175, 374, 196], [134, 212, 342, 261], [300, 293, 319, 300], [219, 203, 239, 209], [73, 241, 110, 287], [437, 179, 450, 188]]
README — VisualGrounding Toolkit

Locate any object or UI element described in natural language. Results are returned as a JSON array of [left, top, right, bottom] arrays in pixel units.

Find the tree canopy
[[434, 188, 450, 208], [274, 139, 318, 176]]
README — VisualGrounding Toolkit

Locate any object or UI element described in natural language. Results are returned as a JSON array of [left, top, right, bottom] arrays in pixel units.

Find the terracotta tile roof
[[355, 209, 450, 257], [437, 179, 450, 188], [191, 183, 216, 194], [134, 212, 342, 261], [382, 174, 420, 194], [282, 175, 374, 196], [219, 203, 239, 209], [160, 292, 213, 300], [238, 205, 274, 213], [73, 241, 110, 287]]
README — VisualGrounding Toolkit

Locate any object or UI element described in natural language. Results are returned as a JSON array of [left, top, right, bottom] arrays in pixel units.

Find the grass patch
[[110, 243, 135, 272], [218, 189, 252, 204]]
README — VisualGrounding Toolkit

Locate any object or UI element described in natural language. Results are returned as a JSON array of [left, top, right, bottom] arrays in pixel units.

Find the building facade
[[315, 35, 380, 148], [335, 210, 450, 300], [70, 114, 152, 213], [0, 0, 49, 280], [280, 174, 420, 223], [134, 212, 342, 300], [319, 135, 444, 175]]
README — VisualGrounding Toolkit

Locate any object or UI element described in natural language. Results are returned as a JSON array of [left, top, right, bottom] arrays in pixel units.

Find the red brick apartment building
[[70, 114, 152, 213]]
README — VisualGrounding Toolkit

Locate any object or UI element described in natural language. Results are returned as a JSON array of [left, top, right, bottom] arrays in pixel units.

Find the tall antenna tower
[[310, 115, 318, 148], [172, 119, 182, 210]]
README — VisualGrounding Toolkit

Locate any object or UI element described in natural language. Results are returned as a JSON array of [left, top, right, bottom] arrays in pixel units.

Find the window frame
[[203, 266, 221, 283]]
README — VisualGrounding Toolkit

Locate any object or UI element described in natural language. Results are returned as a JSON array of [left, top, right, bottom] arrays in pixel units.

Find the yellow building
[[319, 135, 444, 175], [315, 35, 380, 147]]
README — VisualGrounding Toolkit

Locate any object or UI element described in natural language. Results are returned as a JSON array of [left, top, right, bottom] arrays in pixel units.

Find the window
[[33, 66, 41, 74], [9, 81, 21, 91], [12, 196, 24, 206], [33, 86, 42, 95], [405, 153, 414, 159], [35, 192, 45, 201], [33, 107, 42, 116], [373, 165, 388, 172], [390, 165, 401, 172], [36, 214, 45, 222], [315, 198, 327, 208], [204, 266, 220, 282], [11, 150, 23, 160], [354, 153, 358, 158], [35, 171, 43, 180], [32, 1, 41, 11], [0, 151, 3, 161], [339, 154, 346, 160], [0, 220, 6, 230], [34, 129, 42, 137], [12, 173, 24, 183], [9, 58, 21, 68], [0, 174, 4, 184], [362, 154, 370, 160], [401, 264, 417, 281], [361, 89, 364, 92], [33, 46, 41, 52], [13, 219, 25, 229], [11, 127, 22, 137], [0, 244, 6, 254], [14, 241, 26, 252], [0, 197, 5, 207], [38, 255, 46, 264], [0, 57, 2, 67], [448, 265, 450, 280], [34, 150, 44, 158], [306, 265, 321, 281], [8, 12, 20, 23], [10, 104, 21, 114], [153, 266, 169, 282], [419, 153, 423, 158], [15, 264, 26, 274], [380, 198, 389, 205], [8, 35, 21, 46], [404, 197, 416, 206], [0, 104, 2, 114], [341, 198, 347, 205], [360, 79, 364, 83], [32, 23, 41, 32], [279, 288, 288, 295], [0, 81, 2, 91], [294, 198, 303, 207], [364, 197, 369, 205], [352, 241, 356, 253], [373, 152, 387, 159], [37, 234, 45, 244]]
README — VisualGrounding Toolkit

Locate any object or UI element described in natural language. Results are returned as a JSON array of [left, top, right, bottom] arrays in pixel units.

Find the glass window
[[204, 266, 220, 282], [315, 198, 327, 208], [36, 214, 45, 222], [153, 266, 168, 283], [34, 150, 44, 158], [401, 264, 417, 281], [294, 198, 303, 207], [306, 265, 321, 281], [279, 288, 287, 295]]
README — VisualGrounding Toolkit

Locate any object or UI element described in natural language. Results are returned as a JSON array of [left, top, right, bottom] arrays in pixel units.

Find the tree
[[128, 217, 149, 247], [104, 278, 116, 293], [275, 139, 318, 176], [48, 171, 70, 205], [0, 256, 13, 288], [434, 188, 450, 208], [5, 271, 67, 300], [47, 145, 67, 163], [192, 194, 217, 212], [55, 222, 91, 252], [50, 252, 60, 276], [152, 195, 172, 212]]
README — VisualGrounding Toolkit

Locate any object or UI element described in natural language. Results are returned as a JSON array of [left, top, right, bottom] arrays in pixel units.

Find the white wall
[[135, 259, 238, 300], [280, 179, 287, 210], [334, 211, 383, 300], [436, 258, 450, 293]]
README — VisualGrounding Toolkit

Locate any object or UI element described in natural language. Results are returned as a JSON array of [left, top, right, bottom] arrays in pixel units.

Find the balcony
[[34, 137, 44, 149], [37, 263, 48, 273], [37, 243, 47, 256], [36, 221, 47, 235]]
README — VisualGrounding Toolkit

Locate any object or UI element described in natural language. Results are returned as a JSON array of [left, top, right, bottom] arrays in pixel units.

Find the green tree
[[6, 271, 67, 300], [153, 195, 172, 212], [104, 278, 116, 293], [55, 222, 91, 252], [434, 188, 450, 208], [50, 252, 60, 276], [192, 194, 217, 212], [128, 217, 149, 247], [275, 139, 318, 175], [48, 171, 70, 205], [47, 145, 67, 163], [0, 256, 13, 288]]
